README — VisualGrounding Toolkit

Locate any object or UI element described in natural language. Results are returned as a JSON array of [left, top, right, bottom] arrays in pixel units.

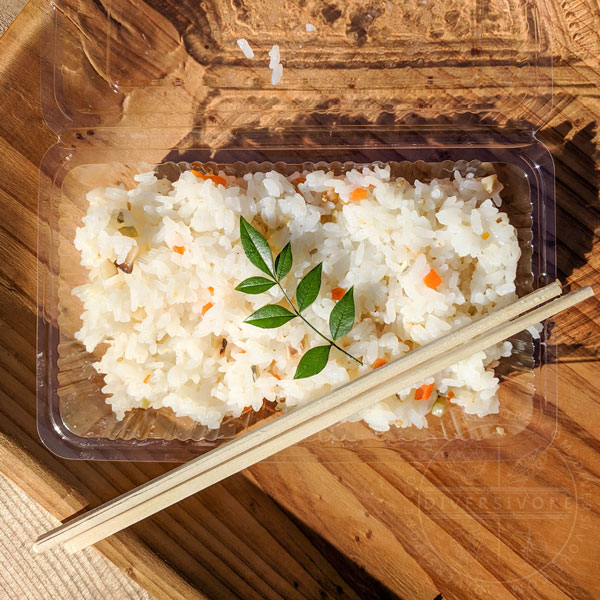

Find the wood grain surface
[[1, 1, 600, 599]]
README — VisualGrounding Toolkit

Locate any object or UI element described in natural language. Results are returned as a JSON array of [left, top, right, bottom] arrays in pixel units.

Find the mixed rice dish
[[73, 164, 520, 432]]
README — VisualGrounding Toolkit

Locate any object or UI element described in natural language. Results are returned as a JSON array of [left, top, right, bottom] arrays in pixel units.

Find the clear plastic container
[[37, 0, 555, 461]]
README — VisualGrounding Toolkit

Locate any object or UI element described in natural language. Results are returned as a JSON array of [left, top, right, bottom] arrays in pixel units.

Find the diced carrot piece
[[239, 349, 246, 354], [209, 175, 227, 186], [331, 287, 345, 301], [271, 373, 281, 380], [423, 268, 442, 289], [173, 245, 185, 255], [143, 374, 151, 384], [482, 232, 490, 240], [373, 358, 387, 369], [202, 302, 214, 315], [415, 384, 434, 401], [191, 170, 226, 186], [350, 187, 368, 202], [208, 286, 214, 293], [447, 391, 455, 399]]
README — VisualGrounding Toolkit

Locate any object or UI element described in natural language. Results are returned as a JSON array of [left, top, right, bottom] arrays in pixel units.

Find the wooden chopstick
[[61, 285, 592, 554], [35, 282, 591, 554]]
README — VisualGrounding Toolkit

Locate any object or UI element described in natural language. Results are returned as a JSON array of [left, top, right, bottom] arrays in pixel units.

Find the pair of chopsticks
[[34, 281, 593, 554]]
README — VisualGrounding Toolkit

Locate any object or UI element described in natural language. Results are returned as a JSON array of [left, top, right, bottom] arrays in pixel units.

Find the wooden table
[[1, 1, 599, 598]]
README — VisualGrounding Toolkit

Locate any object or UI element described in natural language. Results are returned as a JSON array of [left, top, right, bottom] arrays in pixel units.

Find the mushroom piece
[[118, 225, 138, 238], [481, 174, 502, 195], [115, 246, 138, 274], [219, 338, 228, 356]]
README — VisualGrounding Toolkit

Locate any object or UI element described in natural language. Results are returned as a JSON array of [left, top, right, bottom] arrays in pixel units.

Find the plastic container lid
[[37, 0, 557, 461], [43, 0, 553, 141]]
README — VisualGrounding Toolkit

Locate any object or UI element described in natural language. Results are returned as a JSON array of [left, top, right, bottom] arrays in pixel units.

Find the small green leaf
[[239, 216, 273, 276], [274, 242, 293, 281], [296, 263, 322, 313], [329, 286, 356, 340], [294, 345, 331, 379], [244, 305, 296, 329], [235, 277, 276, 295]]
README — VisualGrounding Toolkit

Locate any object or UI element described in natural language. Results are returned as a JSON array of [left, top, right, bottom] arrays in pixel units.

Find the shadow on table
[[277, 502, 407, 600], [548, 121, 599, 277], [538, 120, 600, 363]]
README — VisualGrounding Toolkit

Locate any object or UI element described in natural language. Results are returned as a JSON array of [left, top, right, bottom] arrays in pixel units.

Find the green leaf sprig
[[236, 216, 363, 379]]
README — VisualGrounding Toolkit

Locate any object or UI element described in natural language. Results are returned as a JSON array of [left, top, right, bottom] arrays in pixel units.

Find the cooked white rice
[[236, 38, 254, 59], [268, 44, 282, 85], [73, 165, 520, 432]]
